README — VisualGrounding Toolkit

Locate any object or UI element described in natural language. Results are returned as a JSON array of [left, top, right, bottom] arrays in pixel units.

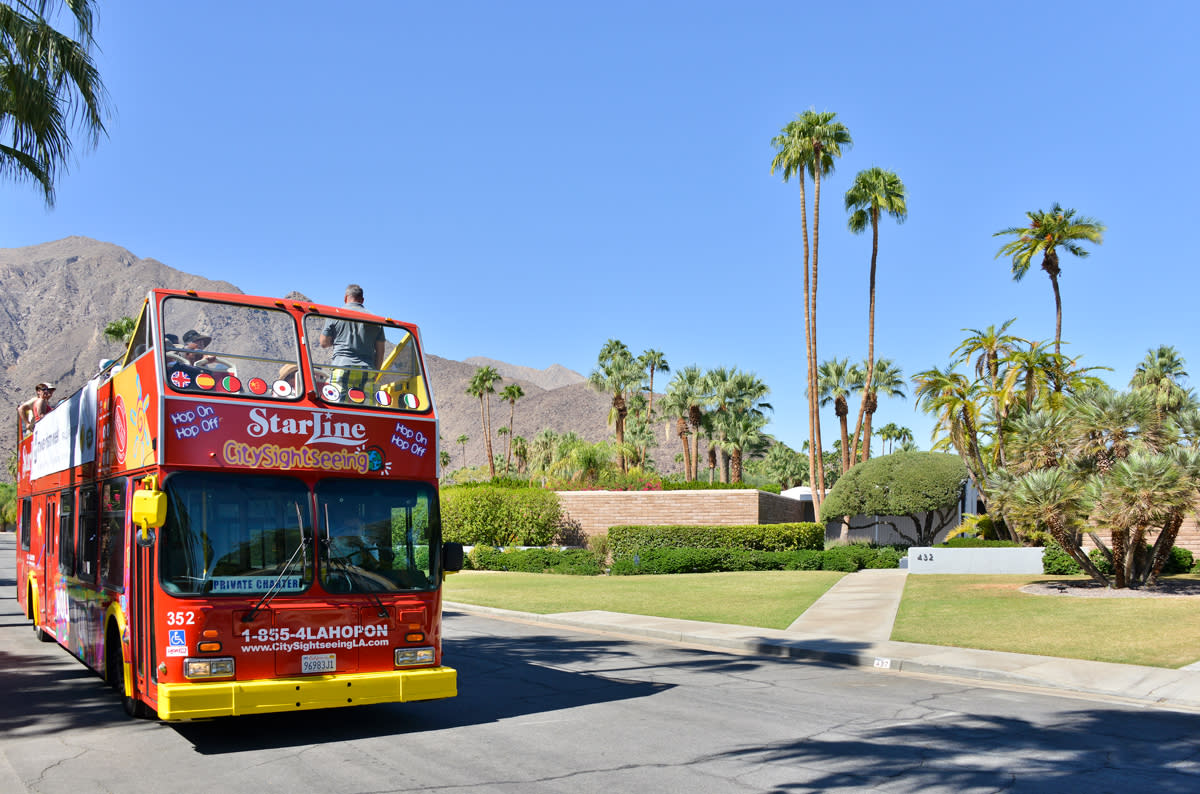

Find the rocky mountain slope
[[1, 238, 692, 475]]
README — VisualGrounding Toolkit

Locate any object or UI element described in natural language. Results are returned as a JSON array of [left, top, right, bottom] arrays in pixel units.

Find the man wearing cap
[[181, 329, 231, 372], [319, 284, 384, 394], [17, 383, 56, 435]]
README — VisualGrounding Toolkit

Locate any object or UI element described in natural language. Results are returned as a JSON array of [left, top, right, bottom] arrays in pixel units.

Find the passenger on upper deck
[[320, 284, 384, 393], [17, 382, 55, 435], [181, 329, 233, 372]]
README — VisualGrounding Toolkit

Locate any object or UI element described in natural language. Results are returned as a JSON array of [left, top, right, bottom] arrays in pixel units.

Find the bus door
[[130, 478, 159, 709], [39, 493, 59, 637]]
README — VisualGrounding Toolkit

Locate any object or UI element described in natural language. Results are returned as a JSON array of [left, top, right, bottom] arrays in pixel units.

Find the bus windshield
[[303, 314, 430, 412], [317, 479, 439, 593], [160, 472, 313, 596]]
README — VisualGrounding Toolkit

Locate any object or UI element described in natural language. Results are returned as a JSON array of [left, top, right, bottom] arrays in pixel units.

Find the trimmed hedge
[[610, 545, 898, 575], [937, 538, 1021, 548], [608, 523, 825, 556], [466, 546, 603, 575], [441, 486, 563, 546]]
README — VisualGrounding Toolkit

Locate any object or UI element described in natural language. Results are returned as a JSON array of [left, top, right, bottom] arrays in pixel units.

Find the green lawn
[[444, 570, 845, 630], [893, 574, 1200, 668], [443, 570, 1200, 668]]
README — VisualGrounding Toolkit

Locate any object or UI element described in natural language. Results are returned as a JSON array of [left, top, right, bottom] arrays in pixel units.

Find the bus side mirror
[[132, 488, 167, 545], [442, 542, 464, 573]]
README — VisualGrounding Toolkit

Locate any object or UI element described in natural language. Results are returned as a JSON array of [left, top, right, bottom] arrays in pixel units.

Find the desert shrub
[[441, 486, 562, 546], [1042, 542, 1082, 575], [587, 533, 610, 563], [864, 547, 902, 569]]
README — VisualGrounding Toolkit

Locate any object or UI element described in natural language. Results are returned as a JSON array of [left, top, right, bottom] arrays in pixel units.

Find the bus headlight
[[184, 657, 235, 679], [395, 647, 435, 667]]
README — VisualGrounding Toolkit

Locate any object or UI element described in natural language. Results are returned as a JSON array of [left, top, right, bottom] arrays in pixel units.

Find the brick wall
[[556, 490, 808, 537]]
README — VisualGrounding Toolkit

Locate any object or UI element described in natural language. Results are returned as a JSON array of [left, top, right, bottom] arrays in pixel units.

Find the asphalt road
[[3, 533, 1199, 793]]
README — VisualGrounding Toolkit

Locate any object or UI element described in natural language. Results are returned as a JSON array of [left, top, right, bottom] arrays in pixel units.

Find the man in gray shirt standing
[[320, 284, 385, 396]]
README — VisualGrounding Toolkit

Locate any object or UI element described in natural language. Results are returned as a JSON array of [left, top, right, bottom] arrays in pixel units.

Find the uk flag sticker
[[170, 370, 191, 389]]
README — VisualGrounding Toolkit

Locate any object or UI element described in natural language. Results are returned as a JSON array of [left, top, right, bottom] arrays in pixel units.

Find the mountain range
[[0, 238, 694, 475]]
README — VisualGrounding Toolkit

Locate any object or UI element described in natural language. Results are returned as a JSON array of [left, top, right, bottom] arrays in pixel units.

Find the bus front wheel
[[106, 624, 147, 719], [30, 587, 53, 643]]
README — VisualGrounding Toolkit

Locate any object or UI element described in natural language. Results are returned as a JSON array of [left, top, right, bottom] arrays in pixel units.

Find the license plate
[[301, 653, 336, 673]]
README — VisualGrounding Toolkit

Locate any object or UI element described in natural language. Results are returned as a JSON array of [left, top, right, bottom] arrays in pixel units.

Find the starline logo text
[[246, 407, 367, 446]]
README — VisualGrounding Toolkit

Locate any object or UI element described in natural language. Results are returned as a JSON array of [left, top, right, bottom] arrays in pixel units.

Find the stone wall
[[555, 490, 808, 538]]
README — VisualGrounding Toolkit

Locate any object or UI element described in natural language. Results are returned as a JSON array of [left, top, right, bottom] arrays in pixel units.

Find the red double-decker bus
[[14, 289, 463, 720]]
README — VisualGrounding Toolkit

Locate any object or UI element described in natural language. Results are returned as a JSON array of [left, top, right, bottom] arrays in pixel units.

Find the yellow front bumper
[[156, 666, 457, 721]]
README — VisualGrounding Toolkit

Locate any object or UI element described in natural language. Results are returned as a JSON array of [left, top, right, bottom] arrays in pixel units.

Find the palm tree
[[913, 365, 990, 517], [438, 450, 451, 473], [638, 349, 669, 419], [844, 167, 907, 465], [511, 435, 528, 475], [664, 365, 707, 481], [771, 109, 852, 511], [1130, 345, 1193, 420], [588, 340, 643, 474], [466, 366, 500, 478], [103, 316, 137, 345], [952, 319, 1023, 464], [455, 434, 469, 468], [658, 374, 697, 481], [817, 358, 856, 473], [875, 422, 900, 455], [719, 411, 770, 483], [994, 204, 1105, 357], [0, 0, 110, 205], [852, 358, 905, 464], [500, 383, 525, 471], [496, 426, 509, 472], [1001, 468, 1104, 580]]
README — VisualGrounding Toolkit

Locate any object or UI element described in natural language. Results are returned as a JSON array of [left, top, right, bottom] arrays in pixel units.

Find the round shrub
[[1042, 542, 1082, 575]]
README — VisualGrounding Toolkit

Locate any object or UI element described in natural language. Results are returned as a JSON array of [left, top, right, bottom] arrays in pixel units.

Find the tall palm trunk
[[835, 397, 850, 473], [862, 391, 878, 461], [1042, 249, 1063, 359], [850, 209, 879, 465], [796, 173, 819, 507], [688, 405, 703, 481], [811, 158, 827, 505], [676, 417, 692, 481], [479, 395, 495, 478], [614, 395, 628, 474]]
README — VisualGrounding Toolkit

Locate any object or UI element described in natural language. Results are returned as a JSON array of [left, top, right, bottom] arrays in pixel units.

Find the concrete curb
[[445, 602, 1200, 712]]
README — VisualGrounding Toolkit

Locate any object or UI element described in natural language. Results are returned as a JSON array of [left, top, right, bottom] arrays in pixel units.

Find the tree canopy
[[819, 451, 967, 545]]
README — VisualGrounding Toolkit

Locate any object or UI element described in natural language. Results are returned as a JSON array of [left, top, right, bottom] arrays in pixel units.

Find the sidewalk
[[446, 568, 1200, 712]]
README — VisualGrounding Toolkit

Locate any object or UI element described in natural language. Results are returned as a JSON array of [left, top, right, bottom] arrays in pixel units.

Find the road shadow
[[175, 629, 673, 753], [710, 705, 1200, 791]]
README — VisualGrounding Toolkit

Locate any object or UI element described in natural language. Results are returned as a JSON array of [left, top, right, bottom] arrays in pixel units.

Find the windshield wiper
[[243, 536, 309, 623], [322, 538, 388, 618]]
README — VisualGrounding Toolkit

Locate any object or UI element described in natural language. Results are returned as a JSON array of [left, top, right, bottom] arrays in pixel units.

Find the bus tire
[[30, 586, 53, 643], [106, 623, 147, 719]]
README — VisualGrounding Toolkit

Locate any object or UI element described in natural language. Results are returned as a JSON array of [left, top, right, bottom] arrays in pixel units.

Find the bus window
[[159, 472, 312, 597], [19, 497, 31, 551], [100, 479, 127, 591], [58, 491, 75, 575], [160, 297, 301, 399], [77, 485, 99, 583], [316, 479, 439, 593], [303, 315, 431, 412], [122, 302, 153, 365]]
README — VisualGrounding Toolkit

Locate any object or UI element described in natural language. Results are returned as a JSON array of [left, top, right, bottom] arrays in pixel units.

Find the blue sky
[[4, 1, 1198, 456]]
